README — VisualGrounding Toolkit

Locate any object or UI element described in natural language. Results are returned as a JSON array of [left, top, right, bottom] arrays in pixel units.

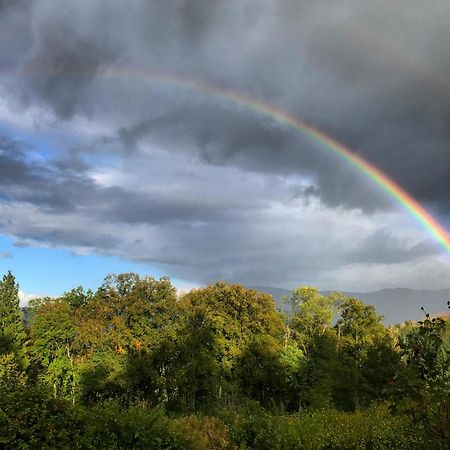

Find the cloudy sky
[[0, 0, 450, 296]]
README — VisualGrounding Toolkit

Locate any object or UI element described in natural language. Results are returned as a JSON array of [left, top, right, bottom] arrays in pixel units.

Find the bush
[[220, 403, 435, 450], [174, 415, 236, 450], [0, 378, 81, 449], [0, 375, 438, 449], [77, 400, 194, 449]]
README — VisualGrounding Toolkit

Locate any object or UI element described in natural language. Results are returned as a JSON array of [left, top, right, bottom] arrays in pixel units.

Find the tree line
[[0, 271, 449, 449]]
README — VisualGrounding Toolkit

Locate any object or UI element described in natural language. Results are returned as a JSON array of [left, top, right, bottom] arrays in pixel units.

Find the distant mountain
[[250, 286, 292, 304], [251, 286, 450, 325]]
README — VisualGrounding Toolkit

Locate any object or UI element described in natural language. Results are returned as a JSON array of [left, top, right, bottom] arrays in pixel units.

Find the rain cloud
[[0, 0, 449, 290]]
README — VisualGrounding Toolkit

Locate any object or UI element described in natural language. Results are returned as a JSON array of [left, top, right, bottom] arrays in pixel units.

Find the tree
[[334, 298, 397, 410], [287, 287, 336, 352], [29, 299, 78, 402], [61, 286, 94, 309], [168, 282, 286, 411], [237, 334, 287, 408], [395, 311, 450, 445], [285, 287, 340, 409], [77, 273, 180, 402], [0, 271, 27, 370], [335, 298, 385, 346]]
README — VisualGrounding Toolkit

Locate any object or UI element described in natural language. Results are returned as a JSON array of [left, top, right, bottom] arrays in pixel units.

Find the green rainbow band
[[16, 66, 450, 254]]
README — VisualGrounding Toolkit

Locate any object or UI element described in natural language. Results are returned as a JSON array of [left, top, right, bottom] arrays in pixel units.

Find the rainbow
[[16, 66, 450, 254]]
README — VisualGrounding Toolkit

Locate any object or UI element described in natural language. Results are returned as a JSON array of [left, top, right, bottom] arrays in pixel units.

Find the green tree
[[285, 287, 340, 409], [61, 286, 94, 309], [395, 312, 450, 446], [277, 341, 306, 411], [334, 298, 397, 410], [168, 282, 285, 411], [29, 299, 78, 402], [335, 298, 385, 346], [237, 334, 287, 408], [77, 273, 179, 402], [287, 287, 336, 352], [0, 271, 27, 370]]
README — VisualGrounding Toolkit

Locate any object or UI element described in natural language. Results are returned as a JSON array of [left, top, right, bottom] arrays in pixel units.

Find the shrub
[[0, 377, 81, 449], [174, 415, 236, 450], [77, 400, 193, 449], [220, 403, 434, 450]]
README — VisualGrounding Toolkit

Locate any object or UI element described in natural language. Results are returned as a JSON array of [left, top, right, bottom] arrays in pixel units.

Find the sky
[[0, 0, 450, 298]]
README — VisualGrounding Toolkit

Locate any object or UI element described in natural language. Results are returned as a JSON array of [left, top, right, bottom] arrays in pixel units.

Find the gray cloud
[[350, 230, 439, 265], [4, 0, 449, 211], [0, 0, 449, 289]]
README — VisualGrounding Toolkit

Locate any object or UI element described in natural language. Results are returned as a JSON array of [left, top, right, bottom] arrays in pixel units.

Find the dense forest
[[0, 271, 449, 449]]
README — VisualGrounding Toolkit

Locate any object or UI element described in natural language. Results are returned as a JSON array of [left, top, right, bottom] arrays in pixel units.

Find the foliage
[[29, 299, 78, 401], [334, 297, 399, 410], [168, 282, 285, 412], [0, 376, 81, 449], [237, 334, 287, 408], [77, 401, 193, 450], [0, 271, 27, 368], [1, 271, 448, 448], [394, 312, 450, 447], [287, 286, 336, 350], [221, 403, 432, 450], [174, 415, 236, 450]]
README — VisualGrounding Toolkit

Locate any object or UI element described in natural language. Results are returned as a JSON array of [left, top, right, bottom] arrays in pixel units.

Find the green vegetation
[[1, 272, 449, 449]]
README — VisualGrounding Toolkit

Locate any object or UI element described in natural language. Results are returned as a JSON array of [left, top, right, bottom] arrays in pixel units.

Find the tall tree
[[169, 282, 286, 411], [0, 271, 27, 369], [285, 287, 340, 409], [395, 312, 450, 445], [287, 287, 337, 351], [77, 273, 179, 402], [334, 298, 397, 409], [29, 299, 78, 402]]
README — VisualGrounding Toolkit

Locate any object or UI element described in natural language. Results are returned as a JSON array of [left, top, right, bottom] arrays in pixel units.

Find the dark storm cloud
[[0, 0, 31, 73], [350, 230, 438, 265], [0, 0, 449, 289], [3, 0, 449, 211], [22, 31, 118, 118], [118, 103, 296, 166], [115, 98, 390, 211], [302, 3, 450, 208]]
